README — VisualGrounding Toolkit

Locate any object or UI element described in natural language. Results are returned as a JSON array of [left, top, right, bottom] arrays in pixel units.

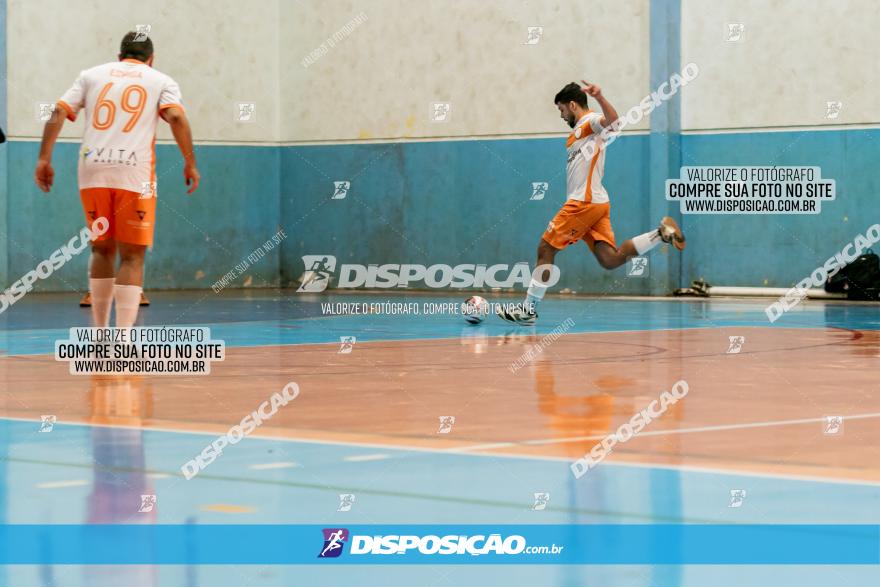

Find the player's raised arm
[[581, 80, 619, 129], [160, 106, 200, 194], [34, 106, 69, 192]]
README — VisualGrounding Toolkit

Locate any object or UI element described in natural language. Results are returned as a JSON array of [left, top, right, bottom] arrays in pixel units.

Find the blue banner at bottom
[[0, 525, 877, 564]]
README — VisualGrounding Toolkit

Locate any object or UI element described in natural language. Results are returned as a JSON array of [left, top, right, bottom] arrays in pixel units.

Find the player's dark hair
[[119, 31, 154, 62], [554, 82, 588, 107]]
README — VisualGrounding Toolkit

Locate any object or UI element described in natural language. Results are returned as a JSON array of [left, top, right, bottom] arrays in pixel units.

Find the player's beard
[[566, 113, 576, 128]]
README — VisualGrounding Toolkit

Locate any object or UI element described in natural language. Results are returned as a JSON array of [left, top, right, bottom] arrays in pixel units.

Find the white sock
[[524, 278, 548, 313], [632, 230, 663, 255], [89, 278, 115, 327], [113, 284, 143, 328]]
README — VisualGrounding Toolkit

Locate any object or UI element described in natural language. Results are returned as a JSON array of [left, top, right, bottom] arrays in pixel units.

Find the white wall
[[283, 0, 650, 142], [681, 0, 879, 130], [14, 1, 875, 142], [7, 0, 280, 142], [8, 0, 658, 143]]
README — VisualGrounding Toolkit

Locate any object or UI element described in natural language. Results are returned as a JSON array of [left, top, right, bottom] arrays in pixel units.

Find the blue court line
[[1, 296, 877, 355]]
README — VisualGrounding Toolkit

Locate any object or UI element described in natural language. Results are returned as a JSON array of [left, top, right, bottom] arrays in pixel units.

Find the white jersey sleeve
[[158, 77, 184, 112], [588, 112, 604, 135], [58, 71, 88, 121]]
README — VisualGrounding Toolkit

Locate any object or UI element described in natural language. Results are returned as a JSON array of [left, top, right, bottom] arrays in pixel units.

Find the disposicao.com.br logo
[[317, 528, 563, 559], [297, 255, 560, 292]]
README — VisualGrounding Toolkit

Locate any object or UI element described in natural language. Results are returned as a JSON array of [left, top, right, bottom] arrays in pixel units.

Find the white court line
[[343, 454, 391, 462], [4, 415, 880, 488], [36, 479, 89, 489], [456, 412, 880, 451], [249, 462, 299, 470]]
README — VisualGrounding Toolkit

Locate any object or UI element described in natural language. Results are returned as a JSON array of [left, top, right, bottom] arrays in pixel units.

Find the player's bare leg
[[90, 240, 116, 278], [114, 242, 147, 327], [88, 240, 116, 327], [594, 216, 687, 269], [592, 240, 636, 270], [116, 243, 146, 286], [535, 239, 559, 274]]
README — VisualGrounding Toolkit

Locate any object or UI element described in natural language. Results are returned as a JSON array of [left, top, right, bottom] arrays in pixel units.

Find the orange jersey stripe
[[583, 145, 601, 203], [566, 124, 594, 147], [56, 100, 77, 122]]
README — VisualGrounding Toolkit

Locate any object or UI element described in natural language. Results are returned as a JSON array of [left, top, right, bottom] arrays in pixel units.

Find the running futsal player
[[497, 81, 685, 325], [34, 32, 199, 327]]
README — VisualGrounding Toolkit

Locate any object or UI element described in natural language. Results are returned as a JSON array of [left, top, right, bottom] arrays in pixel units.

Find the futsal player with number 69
[[34, 31, 199, 327]]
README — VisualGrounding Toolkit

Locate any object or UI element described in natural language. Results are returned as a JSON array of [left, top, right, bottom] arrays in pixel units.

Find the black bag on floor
[[825, 249, 880, 300]]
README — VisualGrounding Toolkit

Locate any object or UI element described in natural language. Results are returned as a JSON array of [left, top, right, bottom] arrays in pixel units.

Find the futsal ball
[[461, 296, 490, 324]]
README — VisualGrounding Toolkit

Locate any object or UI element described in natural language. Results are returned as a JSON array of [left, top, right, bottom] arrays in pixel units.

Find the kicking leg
[[592, 240, 633, 269], [593, 216, 686, 271], [658, 216, 686, 251]]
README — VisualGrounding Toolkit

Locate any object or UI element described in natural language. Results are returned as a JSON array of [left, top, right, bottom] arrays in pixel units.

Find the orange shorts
[[80, 187, 157, 246], [542, 200, 617, 251]]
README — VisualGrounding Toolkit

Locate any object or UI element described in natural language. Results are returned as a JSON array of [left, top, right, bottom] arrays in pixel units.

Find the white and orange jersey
[[565, 111, 608, 204], [58, 59, 184, 194]]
